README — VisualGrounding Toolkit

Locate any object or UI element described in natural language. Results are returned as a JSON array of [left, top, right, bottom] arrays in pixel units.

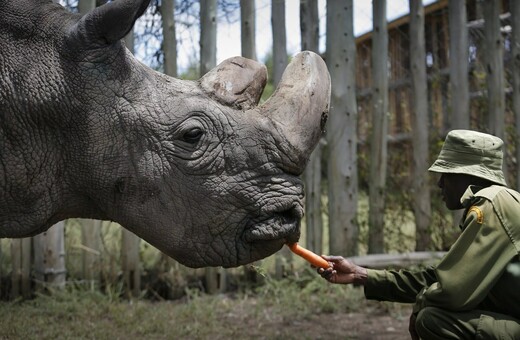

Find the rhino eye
[[182, 127, 204, 143]]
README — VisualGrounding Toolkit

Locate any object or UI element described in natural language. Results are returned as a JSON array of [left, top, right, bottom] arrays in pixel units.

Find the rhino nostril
[[278, 207, 302, 223]]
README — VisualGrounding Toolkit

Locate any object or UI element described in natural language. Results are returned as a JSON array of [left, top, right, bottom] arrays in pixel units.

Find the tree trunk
[[33, 222, 66, 289], [161, 0, 177, 77], [512, 0, 520, 190], [300, 0, 323, 256], [326, 0, 359, 256], [368, 0, 388, 254], [409, 0, 432, 251], [448, 0, 469, 129], [484, 0, 505, 140], [240, 0, 256, 60]]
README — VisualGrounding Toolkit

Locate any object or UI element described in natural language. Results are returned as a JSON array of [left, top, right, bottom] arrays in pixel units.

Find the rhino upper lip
[[244, 208, 301, 243]]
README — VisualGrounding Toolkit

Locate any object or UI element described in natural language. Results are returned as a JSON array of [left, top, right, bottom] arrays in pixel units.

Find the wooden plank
[[349, 251, 446, 269]]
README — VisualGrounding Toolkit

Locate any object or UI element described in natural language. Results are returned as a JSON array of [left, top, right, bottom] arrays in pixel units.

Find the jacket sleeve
[[364, 266, 437, 303], [413, 199, 517, 313]]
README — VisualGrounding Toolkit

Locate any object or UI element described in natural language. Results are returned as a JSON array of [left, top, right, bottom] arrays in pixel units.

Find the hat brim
[[429, 160, 507, 186]]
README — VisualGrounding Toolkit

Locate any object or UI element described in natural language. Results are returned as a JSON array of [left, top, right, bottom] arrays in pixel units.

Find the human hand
[[317, 255, 367, 285]]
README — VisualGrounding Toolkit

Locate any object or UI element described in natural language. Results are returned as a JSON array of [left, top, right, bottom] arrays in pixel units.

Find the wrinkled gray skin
[[0, 0, 330, 268]]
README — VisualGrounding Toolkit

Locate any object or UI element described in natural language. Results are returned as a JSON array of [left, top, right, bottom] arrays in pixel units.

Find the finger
[[319, 269, 335, 279]]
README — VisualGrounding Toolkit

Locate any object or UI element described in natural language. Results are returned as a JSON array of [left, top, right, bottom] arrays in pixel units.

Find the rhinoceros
[[0, 0, 330, 268]]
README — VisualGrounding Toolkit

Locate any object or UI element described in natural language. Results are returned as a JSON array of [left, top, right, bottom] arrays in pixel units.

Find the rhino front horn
[[259, 51, 331, 170]]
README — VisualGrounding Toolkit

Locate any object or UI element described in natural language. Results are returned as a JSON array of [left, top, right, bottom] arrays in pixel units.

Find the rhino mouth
[[244, 207, 302, 243]]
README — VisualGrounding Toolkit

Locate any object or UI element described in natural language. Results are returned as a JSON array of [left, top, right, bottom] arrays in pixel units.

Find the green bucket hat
[[428, 129, 507, 186]]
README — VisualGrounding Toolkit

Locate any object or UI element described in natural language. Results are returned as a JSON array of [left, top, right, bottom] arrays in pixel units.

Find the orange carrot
[[286, 243, 331, 269]]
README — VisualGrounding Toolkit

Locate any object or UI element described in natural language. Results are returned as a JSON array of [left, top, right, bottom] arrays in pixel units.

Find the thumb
[[321, 255, 344, 262]]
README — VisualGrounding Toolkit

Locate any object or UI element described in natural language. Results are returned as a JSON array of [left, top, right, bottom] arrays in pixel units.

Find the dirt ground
[[209, 312, 411, 339], [285, 312, 410, 340], [222, 312, 411, 340], [212, 297, 412, 340]]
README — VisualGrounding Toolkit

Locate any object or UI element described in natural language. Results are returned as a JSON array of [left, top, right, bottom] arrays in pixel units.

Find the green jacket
[[364, 185, 520, 319]]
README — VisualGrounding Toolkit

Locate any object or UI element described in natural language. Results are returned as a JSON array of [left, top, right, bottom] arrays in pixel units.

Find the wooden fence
[[2, 0, 518, 299]]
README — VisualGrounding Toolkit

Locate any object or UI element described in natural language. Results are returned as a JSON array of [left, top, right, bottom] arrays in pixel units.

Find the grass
[[0, 269, 409, 340]]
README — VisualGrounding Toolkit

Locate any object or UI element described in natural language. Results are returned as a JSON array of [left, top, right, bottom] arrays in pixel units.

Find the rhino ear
[[200, 57, 267, 111], [69, 0, 151, 46]]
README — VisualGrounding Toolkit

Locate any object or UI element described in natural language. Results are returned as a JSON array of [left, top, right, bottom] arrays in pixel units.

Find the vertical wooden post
[[10, 238, 32, 299], [200, 0, 220, 294], [301, 0, 323, 256], [33, 222, 66, 290], [161, 0, 177, 78], [483, 0, 505, 139], [512, 0, 520, 190], [448, 0, 469, 129], [80, 219, 101, 286], [118, 29, 142, 298], [240, 0, 256, 60], [409, 0, 432, 250], [121, 228, 141, 297], [270, 0, 291, 279], [200, 0, 217, 76], [326, 0, 358, 256], [368, 0, 389, 254]]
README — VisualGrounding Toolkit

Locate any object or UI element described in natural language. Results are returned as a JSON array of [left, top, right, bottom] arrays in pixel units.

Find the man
[[319, 130, 520, 339]]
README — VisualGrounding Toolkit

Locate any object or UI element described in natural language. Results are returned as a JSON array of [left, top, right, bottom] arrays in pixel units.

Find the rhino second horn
[[200, 57, 268, 111]]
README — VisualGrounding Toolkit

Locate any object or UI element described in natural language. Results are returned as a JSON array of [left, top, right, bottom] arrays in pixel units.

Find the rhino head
[[0, 0, 330, 268]]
